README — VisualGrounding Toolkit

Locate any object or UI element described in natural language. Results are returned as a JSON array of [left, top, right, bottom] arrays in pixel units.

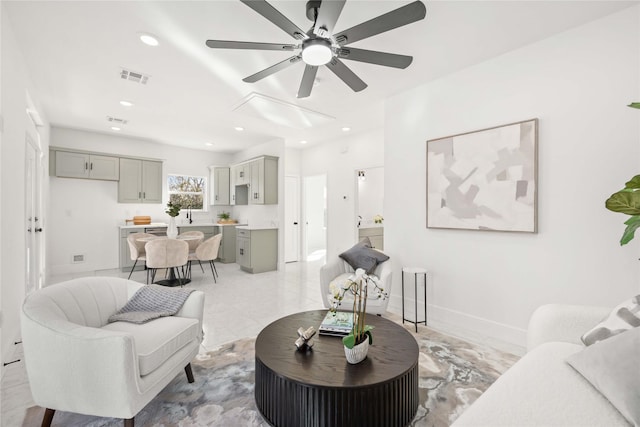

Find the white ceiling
[[4, 0, 637, 152]]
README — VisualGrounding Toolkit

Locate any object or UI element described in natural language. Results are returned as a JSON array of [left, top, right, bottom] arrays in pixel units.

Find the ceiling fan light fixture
[[302, 39, 332, 66]]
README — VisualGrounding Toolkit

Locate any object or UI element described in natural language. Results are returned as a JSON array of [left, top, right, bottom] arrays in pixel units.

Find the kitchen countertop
[[236, 225, 278, 230], [119, 222, 246, 230]]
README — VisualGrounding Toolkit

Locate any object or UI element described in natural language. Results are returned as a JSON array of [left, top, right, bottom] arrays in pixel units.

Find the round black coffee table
[[254, 310, 419, 427]]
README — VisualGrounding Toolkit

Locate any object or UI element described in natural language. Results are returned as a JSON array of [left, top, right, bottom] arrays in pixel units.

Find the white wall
[[300, 128, 384, 260], [48, 127, 232, 274], [1, 9, 51, 365], [385, 7, 640, 347]]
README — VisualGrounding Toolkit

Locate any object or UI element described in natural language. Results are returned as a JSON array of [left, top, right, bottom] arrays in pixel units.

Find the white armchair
[[320, 257, 392, 315], [21, 276, 205, 427]]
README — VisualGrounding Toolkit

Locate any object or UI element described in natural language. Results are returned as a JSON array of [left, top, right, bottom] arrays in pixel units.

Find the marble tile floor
[[1, 258, 524, 426]]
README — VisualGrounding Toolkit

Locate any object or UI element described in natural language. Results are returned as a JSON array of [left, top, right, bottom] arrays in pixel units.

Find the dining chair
[[188, 233, 222, 282], [144, 239, 189, 286], [126, 232, 155, 280]]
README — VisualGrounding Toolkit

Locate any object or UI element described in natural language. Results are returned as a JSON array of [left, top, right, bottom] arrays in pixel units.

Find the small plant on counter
[[217, 211, 231, 220], [165, 201, 181, 217]]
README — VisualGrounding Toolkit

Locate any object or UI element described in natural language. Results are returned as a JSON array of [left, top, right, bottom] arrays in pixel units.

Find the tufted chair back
[[127, 232, 155, 261], [195, 234, 222, 261], [22, 277, 141, 328], [145, 239, 189, 269], [179, 231, 204, 252]]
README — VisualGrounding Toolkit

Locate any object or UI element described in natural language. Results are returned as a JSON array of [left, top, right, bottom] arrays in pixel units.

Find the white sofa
[[319, 257, 392, 315], [452, 303, 631, 426], [21, 277, 205, 427]]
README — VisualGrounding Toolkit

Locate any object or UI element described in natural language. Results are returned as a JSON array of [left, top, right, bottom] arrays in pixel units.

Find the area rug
[[23, 326, 519, 427]]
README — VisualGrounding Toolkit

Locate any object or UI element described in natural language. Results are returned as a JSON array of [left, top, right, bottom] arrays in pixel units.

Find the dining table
[[137, 235, 202, 286]]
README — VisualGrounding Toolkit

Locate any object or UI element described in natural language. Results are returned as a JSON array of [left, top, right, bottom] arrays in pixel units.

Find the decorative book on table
[[318, 310, 354, 336]]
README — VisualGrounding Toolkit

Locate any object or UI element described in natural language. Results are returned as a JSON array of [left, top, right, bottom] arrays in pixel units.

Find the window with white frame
[[168, 174, 206, 210]]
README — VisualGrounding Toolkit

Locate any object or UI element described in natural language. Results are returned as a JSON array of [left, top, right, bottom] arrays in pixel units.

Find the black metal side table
[[402, 267, 428, 332]]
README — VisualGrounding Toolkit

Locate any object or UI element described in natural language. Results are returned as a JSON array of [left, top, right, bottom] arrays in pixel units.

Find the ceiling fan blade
[[333, 0, 426, 46], [297, 65, 318, 98], [206, 40, 297, 51], [243, 55, 302, 83], [240, 0, 308, 40], [326, 58, 367, 92], [313, 0, 346, 37], [337, 47, 412, 69]]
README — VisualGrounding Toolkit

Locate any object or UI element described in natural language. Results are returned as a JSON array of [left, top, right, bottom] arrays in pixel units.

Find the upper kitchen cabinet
[[209, 166, 230, 206], [233, 163, 250, 186], [118, 158, 162, 203], [52, 150, 119, 181], [248, 156, 278, 205]]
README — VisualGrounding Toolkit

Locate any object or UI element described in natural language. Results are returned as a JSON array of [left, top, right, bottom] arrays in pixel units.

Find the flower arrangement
[[329, 268, 388, 349], [165, 201, 181, 217], [373, 214, 384, 224]]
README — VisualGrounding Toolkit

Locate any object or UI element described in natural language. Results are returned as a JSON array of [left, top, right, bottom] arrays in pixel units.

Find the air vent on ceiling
[[120, 68, 149, 85], [107, 116, 128, 125]]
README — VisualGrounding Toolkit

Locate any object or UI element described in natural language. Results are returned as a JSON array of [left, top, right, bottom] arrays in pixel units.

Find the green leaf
[[342, 333, 355, 349], [628, 102, 640, 109], [620, 215, 640, 245], [625, 175, 640, 190], [605, 191, 640, 215]]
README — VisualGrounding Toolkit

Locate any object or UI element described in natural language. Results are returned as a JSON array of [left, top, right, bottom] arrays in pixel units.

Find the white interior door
[[25, 118, 44, 294], [284, 176, 300, 263]]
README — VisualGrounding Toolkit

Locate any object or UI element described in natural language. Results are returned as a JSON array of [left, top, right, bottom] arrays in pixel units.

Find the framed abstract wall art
[[426, 118, 538, 233]]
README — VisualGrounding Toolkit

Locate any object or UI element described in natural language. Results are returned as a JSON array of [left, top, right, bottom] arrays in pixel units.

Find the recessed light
[[139, 33, 159, 47], [119, 100, 134, 107], [205, 143, 213, 147], [111, 126, 121, 131], [300, 140, 308, 144], [234, 127, 244, 131], [342, 127, 351, 132]]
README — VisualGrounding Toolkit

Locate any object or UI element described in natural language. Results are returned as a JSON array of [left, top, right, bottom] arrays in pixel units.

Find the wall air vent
[[120, 68, 149, 85], [107, 116, 128, 125]]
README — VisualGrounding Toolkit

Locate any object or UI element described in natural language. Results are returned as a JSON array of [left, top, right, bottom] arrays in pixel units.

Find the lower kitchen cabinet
[[236, 228, 277, 274], [217, 225, 239, 263]]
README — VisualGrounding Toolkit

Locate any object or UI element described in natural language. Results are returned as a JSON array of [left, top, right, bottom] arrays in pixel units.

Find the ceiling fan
[[205, 0, 427, 98]]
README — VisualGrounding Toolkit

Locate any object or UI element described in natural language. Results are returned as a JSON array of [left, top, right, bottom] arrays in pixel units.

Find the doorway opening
[[303, 175, 326, 261]]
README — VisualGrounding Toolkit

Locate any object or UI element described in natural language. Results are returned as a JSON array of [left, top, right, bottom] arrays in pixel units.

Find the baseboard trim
[[387, 295, 526, 355]]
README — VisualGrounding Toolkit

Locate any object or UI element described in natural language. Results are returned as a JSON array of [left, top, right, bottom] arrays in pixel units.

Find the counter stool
[[401, 267, 428, 332]]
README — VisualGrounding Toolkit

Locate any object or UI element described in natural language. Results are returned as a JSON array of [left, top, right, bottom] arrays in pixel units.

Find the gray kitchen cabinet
[[218, 225, 239, 263], [248, 156, 278, 205], [54, 151, 119, 181], [118, 158, 162, 203], [236, 228, 277, 273], [209, 166, 230, 205], [234, 163, 250, 186]]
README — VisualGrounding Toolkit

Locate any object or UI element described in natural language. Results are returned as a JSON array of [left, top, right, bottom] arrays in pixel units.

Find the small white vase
[[167, 217, 178, 239], [344, 339, 369, 364]]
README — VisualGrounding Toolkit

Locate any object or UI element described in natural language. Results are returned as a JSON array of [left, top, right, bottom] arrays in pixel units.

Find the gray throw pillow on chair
[[339, 237, 389, 274]]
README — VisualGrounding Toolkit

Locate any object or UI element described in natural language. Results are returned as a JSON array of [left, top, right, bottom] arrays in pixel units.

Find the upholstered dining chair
[[145, 239, 189, 286], [126, 232, 155, 279], [188, 233, 222, 282], [179, 230, 204, 254]]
